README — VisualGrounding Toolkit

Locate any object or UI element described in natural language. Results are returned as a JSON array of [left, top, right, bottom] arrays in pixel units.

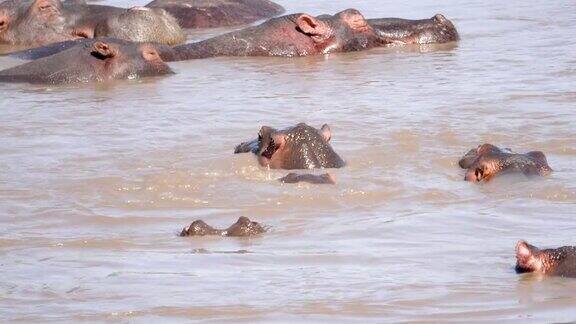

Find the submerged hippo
[[168, 9, 385, 60], [0, 38, 173, 84], [368, 14, 459, 45], [145, 0, 284, 29], [180, 216, 265, 237], [279, 173, 336, 185], [0, 0, 123, 47], [235, 123, 345, 170], [458, 144, 552, 182], [516, 241, 576, 278], [93, 7, 185, 45]]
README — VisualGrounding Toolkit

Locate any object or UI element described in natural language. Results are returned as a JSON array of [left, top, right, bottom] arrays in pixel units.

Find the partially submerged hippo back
[[368, 14, 459, 45], [145, 0, 285, 29], [235, 123, 345, 170], [0, 38, 173, 84], [94, 7, 185, 45], [516, 241, 576, 278], [459, 144, 552, 182], [170, 9, 383, 60], [180, 216, 265, 237], [4, 38, 178, 62]]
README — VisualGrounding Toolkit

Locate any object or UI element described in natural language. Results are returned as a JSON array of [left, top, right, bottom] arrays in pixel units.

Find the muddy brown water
[[1, 0, 575, 322]]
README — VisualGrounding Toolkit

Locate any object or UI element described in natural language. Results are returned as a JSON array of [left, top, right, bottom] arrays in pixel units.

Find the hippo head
[[0, 0, 80, 46], [461, 144, 552, 182], [463, 153, 506, 182], [180, 220, 220, 236], [293, 9, 382, 54], [369, 13, 459, 45], [515, 241, 576, 277], [254, 123, 345, 170], [94, 6, 185, 45], [224, 217, 266, 237], [0, 39, 174, 84], [458, 144, 504, 169]]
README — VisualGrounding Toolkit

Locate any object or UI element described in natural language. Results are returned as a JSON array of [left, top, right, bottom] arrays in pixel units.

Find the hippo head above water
[[0, 0, 79, 46], [368, 13, 459, 45], [0, 38, 173, 84], [458, 144, 552, 182], [172, 8, 383, 60], [516, 241, 576, 278], [235, 123, 345, 170]]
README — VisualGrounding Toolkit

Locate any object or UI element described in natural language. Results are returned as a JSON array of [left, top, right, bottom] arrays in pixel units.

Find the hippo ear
[[296, 14, 331, 40], [516, 241, 541, 263], [91, 41, 116, 60], [31, 0, 62, 19], [320, 124, 332, 142]]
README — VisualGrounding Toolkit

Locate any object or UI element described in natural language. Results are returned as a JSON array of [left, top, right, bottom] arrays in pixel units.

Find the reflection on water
[[1, 0, 576, 321]]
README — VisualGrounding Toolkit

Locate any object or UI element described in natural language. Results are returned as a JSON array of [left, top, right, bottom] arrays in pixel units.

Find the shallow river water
[[1, 0, 575, 322]]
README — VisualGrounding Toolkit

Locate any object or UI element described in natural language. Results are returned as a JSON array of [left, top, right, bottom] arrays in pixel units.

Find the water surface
[[1, 0, 575, 322]]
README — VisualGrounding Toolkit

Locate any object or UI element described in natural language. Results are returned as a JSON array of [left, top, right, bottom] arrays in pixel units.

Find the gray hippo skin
[[279, 173, 337, 185], [234, 123, 345, 170], [367, 13, 459, 45], [0, 38, 173, 84], [516, 241, 576, 278], [5, 37, 178, 61], [93, 6, 185, 45], [0, 0, 123, 47], [169, 9, 385, 60], [145, 0, 284, 29], [3, 11, 459, 60], [458, 144, 552, 182], [180, 216, 265, 237]]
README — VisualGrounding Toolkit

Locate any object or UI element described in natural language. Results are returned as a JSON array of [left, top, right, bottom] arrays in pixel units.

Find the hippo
[[0, 0, 123, 47], [234, 123, 345, 170], [279, 173, 336, 185], [0, 38, 173, 84], [3, 37, 178, 61], [145, 0, 284, 29], [93, 7, 185, 45], [180, 216, 265, 237], [458, 144, 552, 182], [168, 9, 385, 60], [516, 241, 576, 278], [367, 14, 459, 45]]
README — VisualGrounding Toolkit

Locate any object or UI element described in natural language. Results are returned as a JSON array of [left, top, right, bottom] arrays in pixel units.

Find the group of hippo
[[0, 0, 460, 83], [1, 0, 572, 278], [181, 122, 571, 278]]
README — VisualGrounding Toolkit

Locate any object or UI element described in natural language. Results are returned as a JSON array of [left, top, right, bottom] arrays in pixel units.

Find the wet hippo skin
[[94, 7, 185, 45], [516, 241, 576, 278], [169, 9, 385, 60], [368, 13, 459, 45], [0, 0, 124, 47], [458, 144, 552, 182], [180, 216, 265, 237], [145, 0, 285, 29], [279, 173, 337, 185], [0, 38, 173, 84], [234, 123, 345, 170]]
